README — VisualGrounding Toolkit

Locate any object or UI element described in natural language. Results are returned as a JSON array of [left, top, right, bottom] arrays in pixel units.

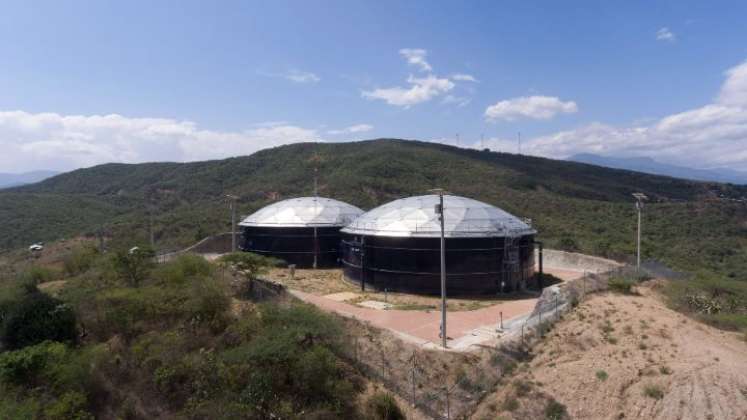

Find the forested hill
[[2, 139, 746, 279]]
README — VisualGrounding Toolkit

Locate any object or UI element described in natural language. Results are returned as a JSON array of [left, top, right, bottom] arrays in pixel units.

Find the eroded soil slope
[[472, 281, 747, 420]]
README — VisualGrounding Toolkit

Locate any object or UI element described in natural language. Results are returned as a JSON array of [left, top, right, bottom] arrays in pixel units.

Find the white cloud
[[477, 60, 747, 171], [399, 48, 432, 72], [363, 49, 474, 108], [484, 96, 578, 121], [441, 95, 471, 107], [0, 111, 322, 172], [362, 75, 455, 108], [327, 124, 374, 135], [284, 69, 320, 83], [656, 27, 676, 42], [451, 73, 478, 82], [718, 59, 747, 107]]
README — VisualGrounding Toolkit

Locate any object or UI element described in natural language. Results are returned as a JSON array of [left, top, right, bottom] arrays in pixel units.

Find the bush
[[643, 384, 664, 399], [63, 246, 100, 277], [111, 246, 155, 287], [153, 254, 213, 285], [364, 392, 404, 420], [501, 397, 519, 411], [18, 266, 57, 286], [0, 341, 67, 385], [596, 370, 608, 381], [43, 391, 94, 420], [1, 290, 77, 350], [608, 277, 637, 295], [544, 398, 568, 420]]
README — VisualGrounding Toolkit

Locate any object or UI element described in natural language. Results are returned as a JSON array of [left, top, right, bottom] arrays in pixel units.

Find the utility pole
[[632, 193, 648, 273], [226, 194, 238, 252], [313, 163, 319, 269], [517, 131, 522, 154], [310, 153, 322, 269], [430, 188, 448, 348]]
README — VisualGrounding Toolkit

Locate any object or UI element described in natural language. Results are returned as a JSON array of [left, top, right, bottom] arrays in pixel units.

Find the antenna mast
[[518, 132, 522, 155]]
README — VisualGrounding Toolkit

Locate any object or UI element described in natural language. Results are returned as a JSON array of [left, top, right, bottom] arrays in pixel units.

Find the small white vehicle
[[29, 243, 44, 251]]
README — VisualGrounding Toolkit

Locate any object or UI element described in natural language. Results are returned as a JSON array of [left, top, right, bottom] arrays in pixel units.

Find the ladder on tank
[[502, 236, 521, 292]]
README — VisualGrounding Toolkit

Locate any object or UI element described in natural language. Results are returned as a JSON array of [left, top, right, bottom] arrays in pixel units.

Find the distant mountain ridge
[[0, 170, 60, 189], [569, 153, 747, 185], [1, 139, 745, 283]]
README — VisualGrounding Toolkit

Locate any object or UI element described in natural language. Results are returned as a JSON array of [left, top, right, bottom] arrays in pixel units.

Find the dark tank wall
[[341, 233, 535, 295], [241, 226, 344, 268]]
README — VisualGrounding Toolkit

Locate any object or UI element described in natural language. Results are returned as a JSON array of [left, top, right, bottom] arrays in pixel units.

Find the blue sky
[[1, 1, 747, 172]]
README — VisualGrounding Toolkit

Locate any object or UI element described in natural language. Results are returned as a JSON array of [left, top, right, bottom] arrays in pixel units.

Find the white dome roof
[[341, 194, 536, 238], [239, 197, 364, 228]]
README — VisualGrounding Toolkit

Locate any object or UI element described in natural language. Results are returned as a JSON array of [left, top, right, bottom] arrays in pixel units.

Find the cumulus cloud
[[0, 111, 321, 172], [656, 27, 676, 42], [477, 60, 747, 171], [284, 69, 320, 83], [484, 96, 578, 121], [362, 75, 455, 107], [399, 48, 432, 72], [327, 124, 374, 135], [363, 49, 475, 108], [718, 59, 747, 107], [451, 73, 478, 82]]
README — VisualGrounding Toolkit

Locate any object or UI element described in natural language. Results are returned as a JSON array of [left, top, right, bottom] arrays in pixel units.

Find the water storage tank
[[239, 197, 364, 268], [340, 194, 537, 295]]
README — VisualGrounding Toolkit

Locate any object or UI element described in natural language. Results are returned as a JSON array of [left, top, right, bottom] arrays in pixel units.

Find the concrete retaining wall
[[538, 249, 621, 273]]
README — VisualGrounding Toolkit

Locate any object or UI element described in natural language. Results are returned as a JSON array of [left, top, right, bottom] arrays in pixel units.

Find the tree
[[1, 290, 77, 350], [112, 246, 156, 287], [217, 252, 280, 282]]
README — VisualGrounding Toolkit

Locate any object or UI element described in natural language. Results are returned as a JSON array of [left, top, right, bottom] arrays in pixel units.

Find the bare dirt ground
[[470, 280, 747, 420], [267, 267, 581, 312]]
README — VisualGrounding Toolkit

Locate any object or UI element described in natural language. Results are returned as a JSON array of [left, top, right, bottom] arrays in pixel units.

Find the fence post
[[539, 309, 543, 337], [410, 351, 417, 407]]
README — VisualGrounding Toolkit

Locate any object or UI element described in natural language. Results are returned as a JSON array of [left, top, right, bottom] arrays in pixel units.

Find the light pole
[[430, 188, 448, 349], [226, 194, 238, 252], [632, 193, 648, 272]]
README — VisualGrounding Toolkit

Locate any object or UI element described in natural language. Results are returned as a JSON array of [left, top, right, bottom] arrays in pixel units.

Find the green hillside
[[2, 139, 746, 280]]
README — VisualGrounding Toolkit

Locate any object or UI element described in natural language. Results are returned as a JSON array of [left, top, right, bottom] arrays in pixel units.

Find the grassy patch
[[643, 384, 665, 400]]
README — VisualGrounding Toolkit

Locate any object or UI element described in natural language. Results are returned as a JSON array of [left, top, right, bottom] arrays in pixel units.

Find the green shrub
[[596, 370, 608, 381], [1, 291, 77, 350], [0, 392, 41, 419], [544, 398, 568, 420], [63, 246, 100, 277], [501, 397, 519, 411], [0, 341, 64, 385], [153, 254, 213, 285], [608, 277, 637, 295], [643, 384, 664, 399], [43, 391, 94, 420], [364, 392, 404, 420], [218, 252, 281, 280], [18, 266, 56, 286]]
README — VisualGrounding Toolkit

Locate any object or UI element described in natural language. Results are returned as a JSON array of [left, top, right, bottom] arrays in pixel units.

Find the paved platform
[[290, 267, 585, 351]]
